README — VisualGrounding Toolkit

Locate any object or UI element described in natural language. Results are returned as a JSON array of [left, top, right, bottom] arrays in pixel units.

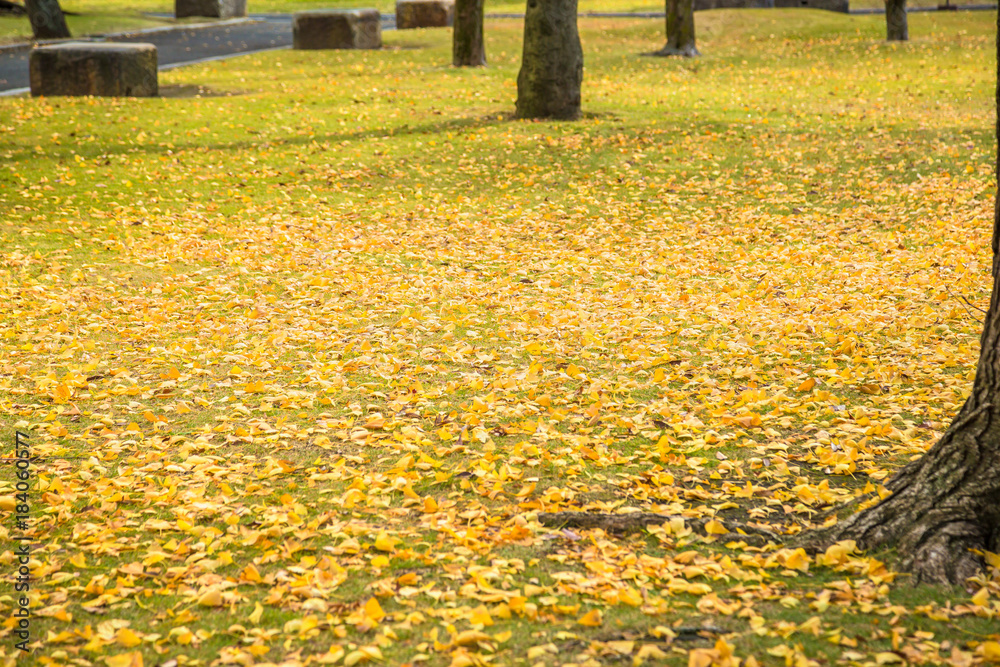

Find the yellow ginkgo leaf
[[116, 628, 142, 648], [874, 652, 904, 664], [526, 644, 558, 660], [197, 587, 223, 607], [344, 646, 383, 666], [703, 519, 728, 535], [784, 548, 811, 571], [453, 630, 491, 647], [818, 540, 856, 566], [636, 645, 668, 660], [577, 609, 603, 627], [241, 564, 262, 583], [606, 640, 634, 655], [688, 648, 715, 667], [248, 602, 264, 625], [364, 597, 385, 622], [104, 652, 143, 667], [373, 532, 397, 552], [981, 641, 1000, 661], [618, 587, 643, 607], [469, 605, 494, 627]]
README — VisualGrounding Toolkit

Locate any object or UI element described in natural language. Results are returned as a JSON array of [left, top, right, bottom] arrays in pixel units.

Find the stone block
[[396, 0, 454, 29], [175, 0, 247, 19], [772, 0, 848, 11], [694, 0, 771, 9], [693, 0, 847, 10], [293, 9, 382, 49], [29, 42, 158, 97]]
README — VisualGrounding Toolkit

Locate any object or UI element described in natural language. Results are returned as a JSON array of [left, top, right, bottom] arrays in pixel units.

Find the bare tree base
[[805, 6, 1000, 588], [648, 45, 700, 58], [799, 401, 1000, 587]]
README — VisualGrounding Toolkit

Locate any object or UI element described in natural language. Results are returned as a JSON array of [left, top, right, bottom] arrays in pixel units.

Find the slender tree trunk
[[515, 0, 583, 120], [653, 0, 698, 57], [453, 0, 486, 67], [885, 0, 908, 41], [25, 0, 70, 39], [813, 13, 1000, 586]]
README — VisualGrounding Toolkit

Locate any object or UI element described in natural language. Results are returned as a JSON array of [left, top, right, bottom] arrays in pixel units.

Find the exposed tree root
[[673, 625, 727, 638], [805, 492, 877, 525], [537, 511, 779, 545], [800, 400, 1000, 586]]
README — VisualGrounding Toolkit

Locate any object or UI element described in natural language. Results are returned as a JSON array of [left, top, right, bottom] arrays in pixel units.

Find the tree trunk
[[885, 0, 908, 41], [453, 0, 486, 67], [653, 0, 698, 57], [814, 11, 1000, 585], [25, 0, 70, 39], [515, 0, 583, 120]]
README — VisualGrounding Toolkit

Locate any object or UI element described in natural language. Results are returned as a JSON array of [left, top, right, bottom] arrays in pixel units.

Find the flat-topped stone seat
[[396, 0, 454, 28], [29, 42, 158, 97], [293, 9, 381, 49], [175, 0, 247, 18]]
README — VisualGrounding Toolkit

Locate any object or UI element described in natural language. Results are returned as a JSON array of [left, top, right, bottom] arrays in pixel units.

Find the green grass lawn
[[0, 0, 987, 44], [1, 8, 998, 667], [0, 0, 666, 45]]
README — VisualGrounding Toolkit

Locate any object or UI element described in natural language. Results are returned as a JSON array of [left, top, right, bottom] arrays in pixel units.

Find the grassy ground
[[1, 8, 999, 667], [0, 0, 989, 45], [0, 13, 168, 44]]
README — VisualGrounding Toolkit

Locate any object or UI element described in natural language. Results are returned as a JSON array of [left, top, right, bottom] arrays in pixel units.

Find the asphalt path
[[0, 5, 995, 95], [1, 16, 326, 95]]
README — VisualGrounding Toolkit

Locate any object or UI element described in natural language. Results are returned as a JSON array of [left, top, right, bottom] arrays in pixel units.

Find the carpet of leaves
[[1, 11, 1000, 667]]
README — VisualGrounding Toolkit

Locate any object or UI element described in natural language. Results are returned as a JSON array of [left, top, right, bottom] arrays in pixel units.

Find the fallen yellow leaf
[[104, 652, 143, 667], [364, 597, 385, 622], [115, 628, 142, 648], [703, 519, 728, 535], [197, 587, 223, 607]]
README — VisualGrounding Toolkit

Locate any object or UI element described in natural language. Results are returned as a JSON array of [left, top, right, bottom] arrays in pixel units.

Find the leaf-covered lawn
[[1, 9, 999, 667]]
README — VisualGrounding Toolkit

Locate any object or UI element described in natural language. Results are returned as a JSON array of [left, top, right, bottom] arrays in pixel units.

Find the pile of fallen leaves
[[1, 10, 999, 667]]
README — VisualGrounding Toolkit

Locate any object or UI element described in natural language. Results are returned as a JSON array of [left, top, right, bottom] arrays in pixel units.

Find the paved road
[[1, 16, 335, 94]]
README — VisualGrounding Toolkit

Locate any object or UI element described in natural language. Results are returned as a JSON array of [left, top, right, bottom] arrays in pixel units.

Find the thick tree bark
[[813, 12, 1000, 585], [885, 0, 908, 41], [25, 0, 70, 39], [653, 0, 698, 58], [453, 0, 486, 67], [515, 0, 583, 120]]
